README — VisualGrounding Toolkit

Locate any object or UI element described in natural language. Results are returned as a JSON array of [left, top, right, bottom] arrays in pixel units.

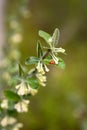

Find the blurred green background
[[4, 0, 87, 129]]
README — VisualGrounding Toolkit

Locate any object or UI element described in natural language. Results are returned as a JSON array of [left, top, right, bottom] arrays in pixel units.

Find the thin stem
[[42, 49, 50, 59]]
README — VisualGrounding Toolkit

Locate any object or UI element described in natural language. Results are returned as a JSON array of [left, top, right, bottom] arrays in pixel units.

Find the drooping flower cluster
[[36, 72, 46, 87], [14, 81, 38, 113], [36, 61, 49, 86]]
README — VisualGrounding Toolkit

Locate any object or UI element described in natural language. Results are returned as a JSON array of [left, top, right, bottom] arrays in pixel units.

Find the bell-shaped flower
[[29, 87, 38, 96], [15, 82, 30, 96], [1, 99, 8, 109], [36, 73, 47, 87], [1, 116, 17, 127], [36, 61, 49, 74], [36, 61, 45, 74], [14, 99, 30, 113]]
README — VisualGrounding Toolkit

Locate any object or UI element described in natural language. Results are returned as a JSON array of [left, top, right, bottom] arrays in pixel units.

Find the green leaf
[[52, 28, 60, 46], [39, 30, 51, 44], [37, 41, 43, 58], [25, 56, 39, 65], [4, 90, 20, 101], [18, 64, 24, 77], [43, 56, 52, 65], [56, 58, 65, 69], [27, 78, 39, 89]]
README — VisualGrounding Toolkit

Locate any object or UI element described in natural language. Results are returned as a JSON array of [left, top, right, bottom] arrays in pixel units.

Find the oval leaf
[[37, 41, 43, 58], [25, 56, 39, 65], [4, 90, 20, 101], [27, 78, 39, 89], [39, 30, 51, 44], [18, 64, 24, 77], [52, 28, 60, 46]]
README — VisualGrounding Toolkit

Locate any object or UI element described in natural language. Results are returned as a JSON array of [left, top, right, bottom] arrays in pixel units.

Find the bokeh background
[[0, 0, 87, 130]]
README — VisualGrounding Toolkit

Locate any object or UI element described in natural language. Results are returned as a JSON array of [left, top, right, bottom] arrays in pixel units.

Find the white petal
[[15, 84, 20, 89], [30, 87, 38, 96], [44, 64, 49, 72], [51, 53, 59, 64], [1, 99, 8, 109], [54, 47, 65, 53]]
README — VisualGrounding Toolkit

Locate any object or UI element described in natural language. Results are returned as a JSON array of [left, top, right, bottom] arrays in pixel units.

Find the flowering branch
[[0, 28, 65, 130]]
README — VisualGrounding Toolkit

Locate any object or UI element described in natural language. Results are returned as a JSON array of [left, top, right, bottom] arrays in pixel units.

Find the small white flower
[[39, 82, 46, 87], [36, 73, 46, 82], [16, 82, 38, 96], [15, 99, 30, 113], [36, 61, 45, 74], [1, 116, 17, 127], [36, 73, 47, 87], [16, 82, 30, 96], [29, 87, 38, 96], [50, 46, 65, 64], [1, 99, 8, 109], [12, 123, 23, 130], [45, 31, 65, 65]]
